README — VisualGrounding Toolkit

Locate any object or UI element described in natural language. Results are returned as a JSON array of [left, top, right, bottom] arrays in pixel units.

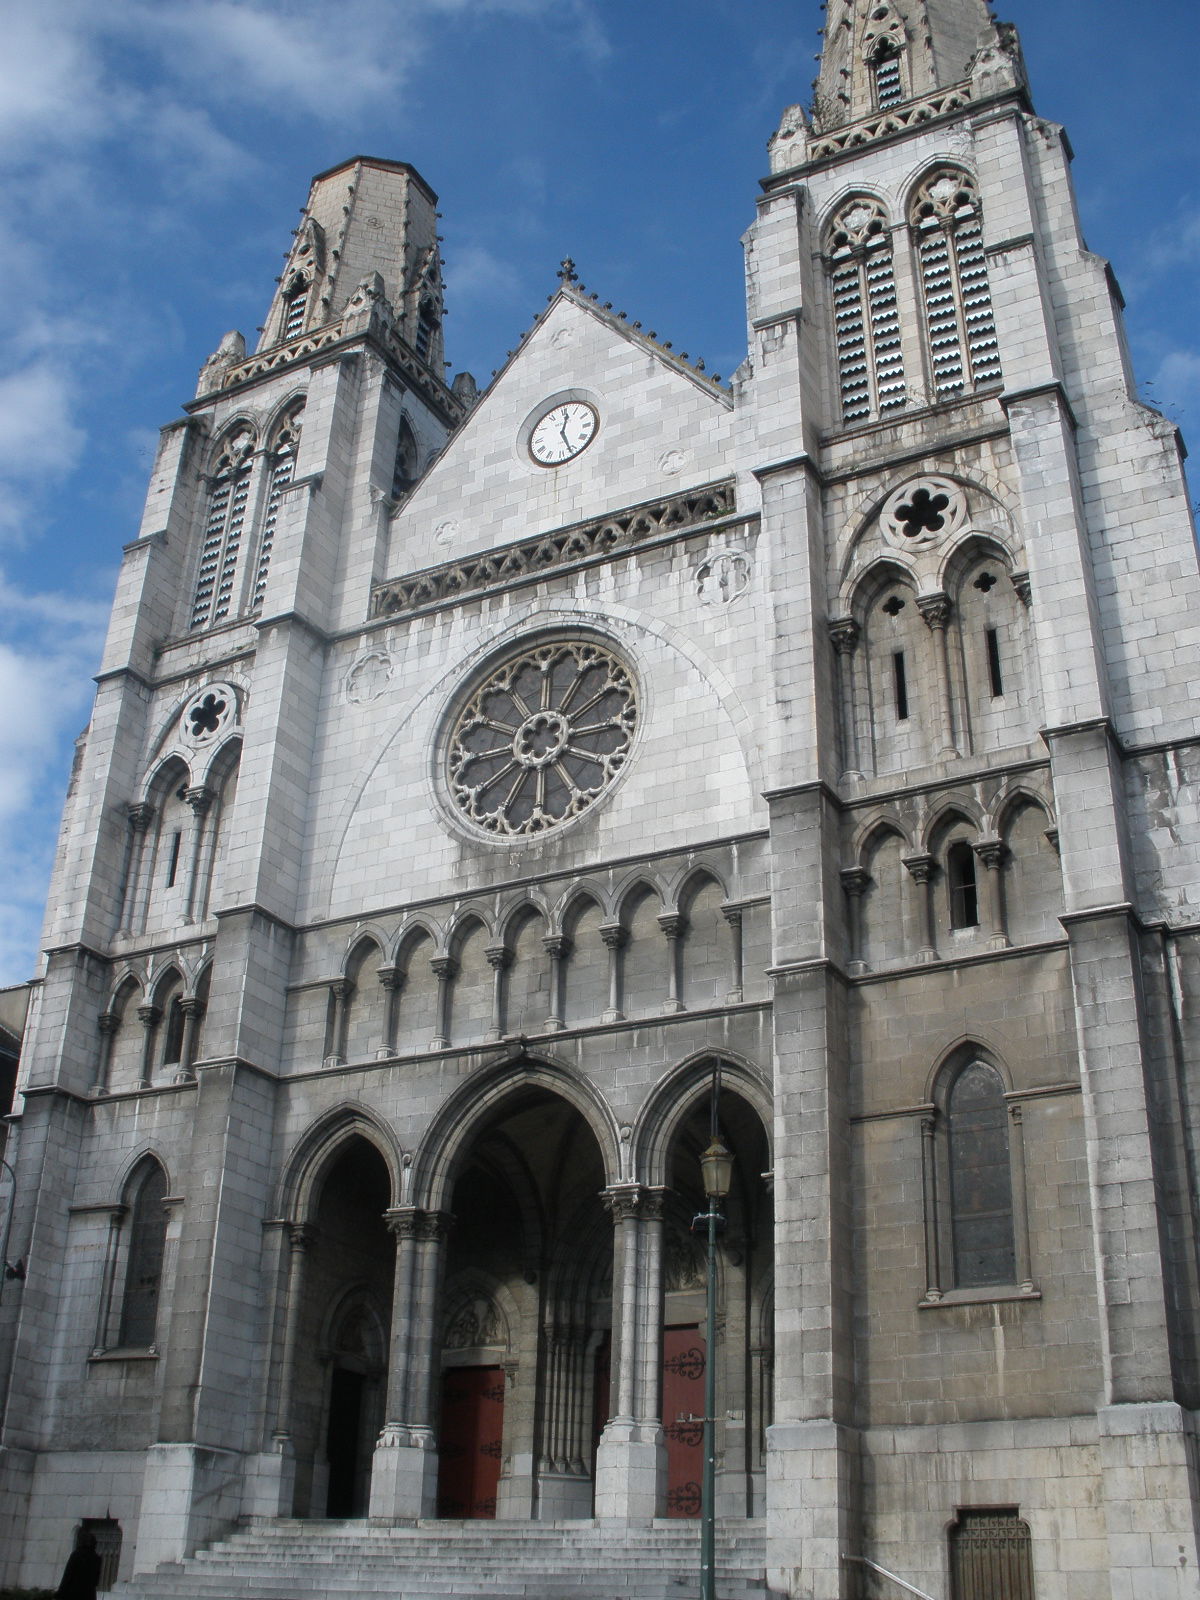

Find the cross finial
[[558, 258, 578, 284]]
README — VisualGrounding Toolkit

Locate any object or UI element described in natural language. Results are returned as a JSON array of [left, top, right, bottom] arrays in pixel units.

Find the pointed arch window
[[252, 400, 305, 614], [825, 198, 906, 425], [118, 1160, 169, 1349], [415, 301, 438, 363], [192, 427, 255, 630], [910, 170, 1003, 400], [946, 1058, 1017, 1290]]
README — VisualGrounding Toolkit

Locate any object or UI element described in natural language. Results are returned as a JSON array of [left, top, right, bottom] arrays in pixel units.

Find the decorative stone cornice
[[371, 481, 736, 619]]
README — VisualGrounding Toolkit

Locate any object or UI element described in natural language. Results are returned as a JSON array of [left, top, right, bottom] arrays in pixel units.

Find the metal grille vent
[[949, 1510, 1035, 1600]]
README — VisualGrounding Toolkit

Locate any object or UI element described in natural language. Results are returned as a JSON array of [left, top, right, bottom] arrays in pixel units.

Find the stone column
[[595, 1185, 665, 1524], [175, 997, 205, 1083], [430, 958, 458, 1049], [839, 868, 870, 975], [1006, 1102, 1035, 1296], [378, 966, 404, 1057], [542, 936, 570, 1032], [241, 1221, 312, 1519], [273, 1224, 315, 1444], [828, 619, 863, 779], [916, 593, 958, 756], [91, 1206, 128, 1353], [120, 802, 155, 935], [325, 979, 353, 1065], [902, 853, 938, 963], [485, 945, 512, 1041], [722, 907, 744, 1003], [407, 1212, 454, 1438], [599, 924, 627, 1024], [657, 915, 686, 1014], [634, 1189, 667, 1430], [91, 1010, 120, 1096], [973, 837, 1009, 949], [182, 785, 215, 923], [369, 1207, 429, 1519], [136, 1004, 161, 1089], [919, 1114, 942, 1303]]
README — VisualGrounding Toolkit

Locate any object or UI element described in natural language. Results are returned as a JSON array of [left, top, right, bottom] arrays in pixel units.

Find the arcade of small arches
[[841, 787, 1063, 973], [317, 870, 760, 1069], [829, 477, 1035, 779], [93, 962, 212, 1095], [266, 1060, 771, 1522]]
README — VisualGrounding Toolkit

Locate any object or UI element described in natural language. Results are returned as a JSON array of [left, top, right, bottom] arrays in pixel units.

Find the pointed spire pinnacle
[[812, 0, 1006, 131]]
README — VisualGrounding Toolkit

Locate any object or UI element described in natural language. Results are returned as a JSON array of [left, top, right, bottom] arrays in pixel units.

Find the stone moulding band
[[805, 87, 974, 164], [371, 480, 738, 619]]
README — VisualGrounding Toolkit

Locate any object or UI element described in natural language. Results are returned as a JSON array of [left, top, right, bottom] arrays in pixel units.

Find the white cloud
[[445, 244, 526, 304], [0, 574, 108, 984], [0, 362, 85, 483], [1151, 347, 1200, 426]]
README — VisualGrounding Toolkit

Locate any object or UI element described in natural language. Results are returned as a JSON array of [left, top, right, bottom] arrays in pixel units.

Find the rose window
[[447, 642, 637, 836]]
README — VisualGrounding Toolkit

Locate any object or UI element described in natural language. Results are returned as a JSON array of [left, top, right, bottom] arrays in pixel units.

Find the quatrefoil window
[[446, 640, 637, 838], [179, 682, 238, 747], [880, 476, 967, 551]]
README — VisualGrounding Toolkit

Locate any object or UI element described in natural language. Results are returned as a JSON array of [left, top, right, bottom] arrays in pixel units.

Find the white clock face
[[529, 401, 599, 466]]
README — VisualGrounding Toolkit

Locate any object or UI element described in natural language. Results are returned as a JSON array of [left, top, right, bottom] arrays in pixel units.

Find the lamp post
[[696, 1132, 733, 1600]]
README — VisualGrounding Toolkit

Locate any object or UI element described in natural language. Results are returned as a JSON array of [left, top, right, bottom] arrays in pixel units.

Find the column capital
[[377, 965, 406, 993], [289, 1223, 317, 1252], [184, 785, 216, 816], [902, 853, 936, 885], [828, 617, 860, 655], [179, 995, 207, 1020], [720, 904, 743, 928], [97, 1010, 120, 1036], [657, 913, 686, 940], [384, 1206, 423, 1240], [430, 956, 459, 981], [542, 934, 572, 960], [916, 592, 952, 631], [127, 801, 156, 832], [599, 923, 628, 952], [414, 1209, 455, 1244], [485, 944, 513, 972], [840, 866, 871, 897], [137, 1004, 161, 1029], [1011, 570, 1032, 607], [972, 837, 1007, 870], [329, 977, 355, 1001], [602, 1183, 645, 1223]]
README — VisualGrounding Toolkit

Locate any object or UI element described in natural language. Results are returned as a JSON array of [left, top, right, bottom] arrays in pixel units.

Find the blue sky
[[0, 0, 1196, 985]]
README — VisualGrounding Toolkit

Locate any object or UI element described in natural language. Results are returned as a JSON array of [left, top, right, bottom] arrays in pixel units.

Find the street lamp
[[695, 1131, 733, 1600]]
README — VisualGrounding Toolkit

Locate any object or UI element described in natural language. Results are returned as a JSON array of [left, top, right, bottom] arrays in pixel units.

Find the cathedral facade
[[2, 3, 1199, 1596]]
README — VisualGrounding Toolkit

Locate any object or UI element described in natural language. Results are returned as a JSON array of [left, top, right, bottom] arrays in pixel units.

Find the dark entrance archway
[[661, 1084, 772, 1518], [290, 1135, 393, 1517], [436, 1084, 612, 1520]]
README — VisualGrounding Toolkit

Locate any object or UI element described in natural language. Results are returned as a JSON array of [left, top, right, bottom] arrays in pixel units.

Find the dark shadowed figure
[[55, 1527, 101, 1600]]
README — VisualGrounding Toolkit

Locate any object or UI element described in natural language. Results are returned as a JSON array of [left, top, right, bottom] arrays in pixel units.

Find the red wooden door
[[437, 1367, 505, 1519], [661, 1326, 705, 1518]]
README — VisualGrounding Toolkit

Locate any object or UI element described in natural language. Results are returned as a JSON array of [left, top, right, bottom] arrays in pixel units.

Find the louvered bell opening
[[955, 230, 1002, 385], [253, 458, 294, 613], [191, 483, 233, 629], [866, 256, 906, 413], [282, 289, 308, 342], [211, 479, 250, 624], [874, 54, 903, 110], [833, 263, 873, 421]]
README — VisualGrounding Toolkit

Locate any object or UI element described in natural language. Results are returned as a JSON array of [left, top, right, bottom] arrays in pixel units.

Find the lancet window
[[826, 198, 906, 425], [118, 1160, 170, 1349], [191, 426, 255, 630], [252, 400, 305, 614], [910, 170, 1002, 399]]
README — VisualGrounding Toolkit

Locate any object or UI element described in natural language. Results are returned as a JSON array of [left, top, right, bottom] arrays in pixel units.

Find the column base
[[368, 1427, 438, 1521], [133, 1443, 243, 1574], [594, 1420, 665, 1524], [766, 1420, 859, 1600], [241, 1436, 296, 1519], [1098, 1403, 1200, 1597]]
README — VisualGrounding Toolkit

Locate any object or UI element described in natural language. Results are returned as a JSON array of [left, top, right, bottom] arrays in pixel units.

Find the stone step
[[114, 1520, 767, 1600]]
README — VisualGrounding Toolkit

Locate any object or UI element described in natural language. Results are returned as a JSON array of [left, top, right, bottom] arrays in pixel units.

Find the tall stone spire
[[812, 0, 1017, 130]]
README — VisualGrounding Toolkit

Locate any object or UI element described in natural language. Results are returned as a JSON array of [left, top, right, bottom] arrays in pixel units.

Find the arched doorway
[[436, 1085, 612, 1521], [290, 1136, 394, 1517], [660, 1081, 772, 1519]]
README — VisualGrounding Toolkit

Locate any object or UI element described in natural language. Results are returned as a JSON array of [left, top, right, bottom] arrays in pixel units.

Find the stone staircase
[[114, 1517, 769, 1599]]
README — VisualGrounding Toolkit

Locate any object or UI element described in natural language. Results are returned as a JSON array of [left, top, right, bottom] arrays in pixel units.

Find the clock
[[529, 401, 599, 466]]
